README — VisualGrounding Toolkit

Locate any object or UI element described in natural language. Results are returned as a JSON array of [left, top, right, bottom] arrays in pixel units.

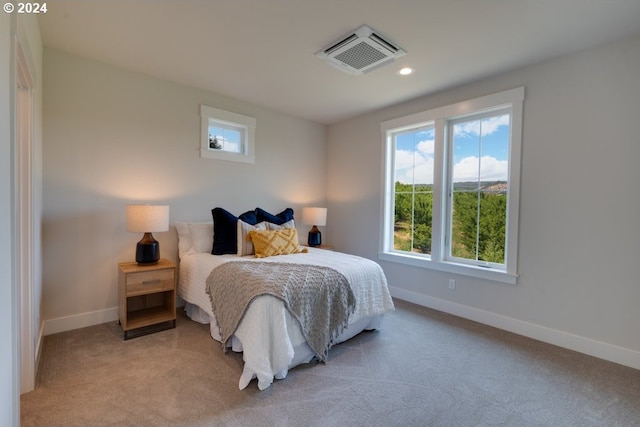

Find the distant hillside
[[453, 181, 507, 193], [396, 181, 507, 193]]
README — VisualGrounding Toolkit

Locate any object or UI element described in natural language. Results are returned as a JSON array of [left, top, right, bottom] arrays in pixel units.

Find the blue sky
[[394, 114, 510, 184], [208, 125, 241, 153]]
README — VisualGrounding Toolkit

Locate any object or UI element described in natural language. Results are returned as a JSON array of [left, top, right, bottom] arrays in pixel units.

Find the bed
[[175, 208, 395, 390]]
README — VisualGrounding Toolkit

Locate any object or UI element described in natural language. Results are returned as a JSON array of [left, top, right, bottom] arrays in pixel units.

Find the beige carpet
[[21, 299, 640, 426]]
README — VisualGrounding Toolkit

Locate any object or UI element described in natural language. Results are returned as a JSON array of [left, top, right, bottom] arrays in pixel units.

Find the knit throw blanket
[[206, 261, 356, 362]]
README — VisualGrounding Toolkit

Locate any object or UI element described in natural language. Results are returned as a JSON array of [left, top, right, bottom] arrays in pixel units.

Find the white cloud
[[453, 155, 508, 182], [394, 128, 508, 185], [395, 146, 435, 184], [410, 157, 435, 184], [417, 139, 434, 155], [394, 149, 417, 171], [454, 114, 509, 138]]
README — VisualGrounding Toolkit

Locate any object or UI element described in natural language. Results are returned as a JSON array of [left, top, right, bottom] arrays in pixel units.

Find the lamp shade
[[301, 207, 327, 226], [126, 205, 170, 233]]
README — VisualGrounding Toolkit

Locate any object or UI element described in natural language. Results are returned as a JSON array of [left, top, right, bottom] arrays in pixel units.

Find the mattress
[[178, 247, 395, 390]]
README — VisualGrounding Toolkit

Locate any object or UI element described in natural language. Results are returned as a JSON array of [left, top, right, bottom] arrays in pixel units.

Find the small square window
[[200, 105, 256, 163]]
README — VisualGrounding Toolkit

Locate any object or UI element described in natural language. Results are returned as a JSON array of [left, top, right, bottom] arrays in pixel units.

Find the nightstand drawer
[[126, 269, 174, 295]]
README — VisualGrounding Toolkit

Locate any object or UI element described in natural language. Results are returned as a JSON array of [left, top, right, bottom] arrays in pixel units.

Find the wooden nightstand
[[118, 259, 177, 340], [306, 245, 335, 251]]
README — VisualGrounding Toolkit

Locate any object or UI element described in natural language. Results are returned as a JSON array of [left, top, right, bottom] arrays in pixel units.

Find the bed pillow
[[175, 222, 214, 258], [189, 222, 214, 254], [237, 220, 267, 256], [248, 228, 305, 258], [266, 218, 295, 230], [212, 207, 257, 255], [175, 222, 192, 258], [255, 207, 294, 225]]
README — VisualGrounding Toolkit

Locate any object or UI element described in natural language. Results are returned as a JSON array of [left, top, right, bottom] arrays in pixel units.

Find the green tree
[[478, 193, 506, 263], [412, 191, 432, 254], [393, 182, 434, 254], [394, 183, 413, 223], [452, 191, 479, 259], [413, 223, 431, 254], [393, 181, 506, 261], [452, 190, 506, 263]]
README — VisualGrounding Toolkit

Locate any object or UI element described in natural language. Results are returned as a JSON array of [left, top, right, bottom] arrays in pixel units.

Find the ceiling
[[38, 0, 640, 125]]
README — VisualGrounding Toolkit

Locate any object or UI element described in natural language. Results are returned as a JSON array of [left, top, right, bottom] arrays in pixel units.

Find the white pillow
[[175, 222, 213, 258], [237, 220, 267, 256], [175, 222, 191, 258], [190, 222, 214, 254], [266, 219, 295, 230]]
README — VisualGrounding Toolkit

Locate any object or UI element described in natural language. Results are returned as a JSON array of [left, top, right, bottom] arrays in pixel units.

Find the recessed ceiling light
[[397, 67, 414, 76]]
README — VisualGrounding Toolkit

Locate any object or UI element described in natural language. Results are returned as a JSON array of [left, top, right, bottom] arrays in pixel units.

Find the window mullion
[[408, 134, 415, 253], [431, 118, 446, 262], [382, 133, 395, 254], [475, 121, 483, 262]]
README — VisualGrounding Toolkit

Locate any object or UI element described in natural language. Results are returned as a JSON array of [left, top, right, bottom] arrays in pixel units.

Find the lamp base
[[136, 232, 160, 265], [307, 226, 322, 247]]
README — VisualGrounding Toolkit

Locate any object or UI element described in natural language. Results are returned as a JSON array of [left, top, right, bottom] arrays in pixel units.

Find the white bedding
[[178, 247, 395, 390]]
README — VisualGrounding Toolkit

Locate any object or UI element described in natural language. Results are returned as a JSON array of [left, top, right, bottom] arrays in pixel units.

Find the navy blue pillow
[[239, 209, 258, 224], [211, 208, 258, 255], [255, 207, 294, 225]]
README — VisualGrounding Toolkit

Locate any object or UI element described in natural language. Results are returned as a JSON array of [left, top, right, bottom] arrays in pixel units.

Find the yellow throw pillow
[[248, 228, 304, 258]]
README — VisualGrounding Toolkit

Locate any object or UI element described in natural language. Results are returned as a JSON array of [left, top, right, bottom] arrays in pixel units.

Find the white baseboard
[[390, 286, 640, 371], [35, 322, 44, 378], [43, 307, 119, 336]]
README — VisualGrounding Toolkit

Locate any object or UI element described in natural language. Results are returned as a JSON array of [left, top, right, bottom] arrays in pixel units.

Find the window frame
[[379, 87, 524, 284], [200, 105, 256, 163]]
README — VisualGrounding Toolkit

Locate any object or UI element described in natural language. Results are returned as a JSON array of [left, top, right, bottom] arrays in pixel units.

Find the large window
[[380, 88, 524, 284]]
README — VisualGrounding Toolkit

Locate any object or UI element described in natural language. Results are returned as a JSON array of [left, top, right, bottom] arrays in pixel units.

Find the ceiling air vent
[[316, 25, 406, 75]]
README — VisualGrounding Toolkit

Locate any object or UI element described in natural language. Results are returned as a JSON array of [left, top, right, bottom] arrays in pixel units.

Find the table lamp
[[302, 207, 327, 247], [126, 205, 169, 264]]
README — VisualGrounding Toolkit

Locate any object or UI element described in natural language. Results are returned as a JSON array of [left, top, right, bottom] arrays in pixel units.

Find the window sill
[[378, 252, 517, 285], [200, 149, 255, 164]]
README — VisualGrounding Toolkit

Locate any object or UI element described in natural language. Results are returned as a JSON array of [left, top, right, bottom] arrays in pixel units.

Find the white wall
[[1, 7, 43, 423], [0, 10, 18, 426], [327, 34, 640, 368], [27, 14, 44, 379], [17, 10, 43, 394], [42, 49, 327, 330]]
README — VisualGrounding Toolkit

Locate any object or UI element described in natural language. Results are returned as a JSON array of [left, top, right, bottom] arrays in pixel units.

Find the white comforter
[[178, 247, 395, 390]]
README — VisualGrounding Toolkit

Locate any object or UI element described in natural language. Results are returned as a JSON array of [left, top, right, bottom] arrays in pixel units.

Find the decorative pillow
[[248, 228, 305, 258], [255, 207, 294, 225], [212, 208, 257, 255], [237, 220, 267, 256], [175, 222, 214, 258], [266, 219, 295, 230]]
